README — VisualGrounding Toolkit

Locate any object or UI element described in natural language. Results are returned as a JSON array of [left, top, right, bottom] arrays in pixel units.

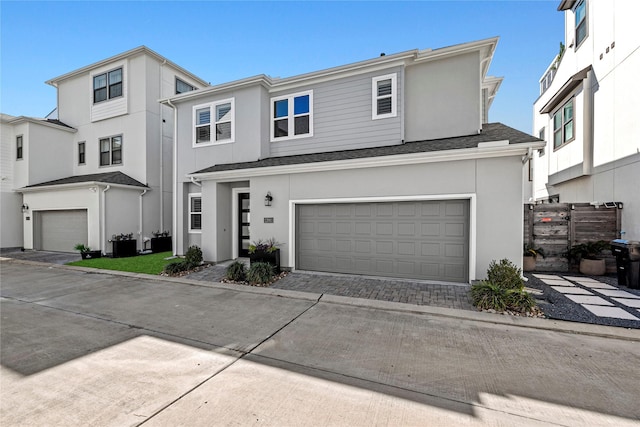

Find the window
[[538, 128, 546, 156], [176, 78, 195, 94], [372, 73, 397, 120], [271, 91, 313, 141], [189, 194, 202, 232], [553, 99, 574, 149], [94, 68, 123, 103], [78, 141, 86, 165], [16, 135, 23, 160], [193, 99, 235, 146], [99, 135, 123, 166], [575, 0, 587, 47]]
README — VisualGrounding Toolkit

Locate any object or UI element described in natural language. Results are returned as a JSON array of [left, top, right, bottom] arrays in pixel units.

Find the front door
[[238, 193, 250, 257]]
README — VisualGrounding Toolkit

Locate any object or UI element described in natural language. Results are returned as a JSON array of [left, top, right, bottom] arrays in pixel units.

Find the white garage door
[[38, 210, 88, 253], [296, 200, 469, 282]]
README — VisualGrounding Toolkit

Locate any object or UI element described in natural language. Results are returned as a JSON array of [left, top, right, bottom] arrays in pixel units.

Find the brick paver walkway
[[185, 265, 474, 311]]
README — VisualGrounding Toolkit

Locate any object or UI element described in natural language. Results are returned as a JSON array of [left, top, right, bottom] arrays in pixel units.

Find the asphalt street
[[1, 259, 639, 426]]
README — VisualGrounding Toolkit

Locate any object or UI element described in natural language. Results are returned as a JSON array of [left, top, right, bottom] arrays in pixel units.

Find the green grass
[[67, 251, 175, 275]]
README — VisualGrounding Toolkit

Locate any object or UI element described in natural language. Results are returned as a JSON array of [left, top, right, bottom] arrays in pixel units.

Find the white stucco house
[[1, 47, 208, 253], [165, 37, 544, 284], [531, 0, 640, 239]]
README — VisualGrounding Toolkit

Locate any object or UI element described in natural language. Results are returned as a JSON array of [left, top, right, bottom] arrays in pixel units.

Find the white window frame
[[372, 73, 397, 120], [176, 77, 195, 94], [270, 90, 313, 142], [99, 135, 123, 167], [192, 98, 235, 147], [574, 0, 588, 49], [188, 193, 202, 233]]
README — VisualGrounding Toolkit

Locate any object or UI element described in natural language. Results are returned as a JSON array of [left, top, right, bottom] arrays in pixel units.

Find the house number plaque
[[264, 217, 274, 223]]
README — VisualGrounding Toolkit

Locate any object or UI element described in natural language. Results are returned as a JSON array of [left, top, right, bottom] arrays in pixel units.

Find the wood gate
[[523, 203, 622, 272]]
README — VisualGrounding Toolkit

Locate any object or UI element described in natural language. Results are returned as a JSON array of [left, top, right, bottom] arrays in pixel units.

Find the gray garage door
[[37, 210, 88, 253], [296, 200, 469, 282]]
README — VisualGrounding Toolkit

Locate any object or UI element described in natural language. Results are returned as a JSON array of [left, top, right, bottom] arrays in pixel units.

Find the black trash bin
[[611, 240, 640, 289]]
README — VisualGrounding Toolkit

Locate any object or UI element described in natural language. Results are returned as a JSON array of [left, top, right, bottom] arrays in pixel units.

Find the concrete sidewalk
[[1, 259, 639, 426]]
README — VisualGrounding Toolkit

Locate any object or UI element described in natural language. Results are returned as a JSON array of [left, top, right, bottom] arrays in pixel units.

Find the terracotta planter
[[579, 258, 606, 276], [523, 256, 536, 272]]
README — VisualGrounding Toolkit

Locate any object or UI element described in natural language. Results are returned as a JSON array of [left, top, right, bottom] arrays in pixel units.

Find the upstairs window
[[94, 68, 123, 103], [553, 99, 574, 150], [271, 91, 313, 141], [193, 98, 235, 146], [575, 0, 587, 47], [372, 73, 397, 120], [99, 135, 122, 166], [78, 141, 86, 165], [189, 194, 202, 232], [16, 135, 23, 160], [176, 78, 195, 94]]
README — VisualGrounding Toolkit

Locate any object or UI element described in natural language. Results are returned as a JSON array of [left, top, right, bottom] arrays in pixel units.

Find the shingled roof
[[192, 122, 540, 175], [24, 171, 147, 189]]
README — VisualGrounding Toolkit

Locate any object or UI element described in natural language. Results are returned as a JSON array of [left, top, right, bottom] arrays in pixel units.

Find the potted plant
[[523, 243, 545, 272], [74, 243, 102, 260], [110, 233, 137, 258], [248, 238, 281, 272], [568, 240, 609, 275], [151, 230, 172, 253]]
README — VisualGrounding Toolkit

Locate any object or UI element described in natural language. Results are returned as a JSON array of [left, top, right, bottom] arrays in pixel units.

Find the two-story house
[[2, 47, 207, 254], [165, 37, 544, 284], [532, 0, 640, 239]]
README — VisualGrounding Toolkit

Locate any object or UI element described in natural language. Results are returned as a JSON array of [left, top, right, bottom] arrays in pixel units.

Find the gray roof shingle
[[24, 171, 147, 189], [192, 122, 541, 174]]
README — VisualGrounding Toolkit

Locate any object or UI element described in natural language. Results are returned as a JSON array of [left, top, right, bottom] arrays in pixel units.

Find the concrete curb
[[3, 258, 638, 341]]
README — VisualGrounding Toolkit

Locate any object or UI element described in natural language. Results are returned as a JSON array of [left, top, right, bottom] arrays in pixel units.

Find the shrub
[[506, 289, 536, 313], [185, 245, 203, 269], [246, 262, 275, 285], [471, 281, 508, 311], [163, 261, 189, 275], [486, 259, 523, 290], [226, 261, 247, 282]]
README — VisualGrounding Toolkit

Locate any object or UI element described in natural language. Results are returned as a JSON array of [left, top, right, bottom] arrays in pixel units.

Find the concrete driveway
[[1, 258, 639, 426]]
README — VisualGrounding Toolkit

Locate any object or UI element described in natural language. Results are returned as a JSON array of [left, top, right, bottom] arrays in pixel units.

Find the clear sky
[[1, 0, 564, 134]]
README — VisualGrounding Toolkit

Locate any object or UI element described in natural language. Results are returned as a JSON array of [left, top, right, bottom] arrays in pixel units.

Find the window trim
[[93, 67, 123, 104], [372, 73, 398, 120], [574, 0, 588, 49], [552, 98, 575, 151], [16, 135, 23, 160], [176, 77, 196, 94], [192, 98, 235, 147], [99, 135, 123, 167], [78, 141, 86, 165], [188, 193, 202, 233], [270, 90, 314, 142]]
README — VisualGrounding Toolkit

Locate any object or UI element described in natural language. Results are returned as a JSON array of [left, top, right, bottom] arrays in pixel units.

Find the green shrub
[[486, 259, 523, 290], [471, 281, 508, 311], [163, 261, 189, 275], [185, 245, 203, 268], [226, 261, 247, 282], [506, 288, 536, 313], [246, 262, 275, 285]]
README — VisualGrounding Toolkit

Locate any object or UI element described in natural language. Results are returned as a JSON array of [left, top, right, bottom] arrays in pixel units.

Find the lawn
[[67, 251, 176, 275]]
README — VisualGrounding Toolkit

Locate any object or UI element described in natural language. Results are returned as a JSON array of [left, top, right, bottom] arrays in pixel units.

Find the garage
[[36, 210, 88, 253], [296, 200, 469, 282]]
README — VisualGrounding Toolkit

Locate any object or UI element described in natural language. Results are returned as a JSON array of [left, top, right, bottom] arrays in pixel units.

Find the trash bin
[[611, 240, 640, 289]]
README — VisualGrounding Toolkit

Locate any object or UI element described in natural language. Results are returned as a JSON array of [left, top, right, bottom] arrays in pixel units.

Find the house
[[1, 47, 208, 254], [531, 0, 640, 239], [165, 37, 544, 283]]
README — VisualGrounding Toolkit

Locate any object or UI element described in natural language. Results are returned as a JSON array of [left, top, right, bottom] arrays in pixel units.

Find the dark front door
[[238, 193, 250, 257]]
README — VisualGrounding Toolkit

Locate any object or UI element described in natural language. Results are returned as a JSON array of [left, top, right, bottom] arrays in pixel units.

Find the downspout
[[101, 185, 111, 254], [582, 69, 594, 176], [159, 59, 167, 232], [139, 189, 148, 251], [167, 99, 178, 256]]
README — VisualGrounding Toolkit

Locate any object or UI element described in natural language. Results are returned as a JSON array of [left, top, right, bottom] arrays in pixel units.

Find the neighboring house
[[165, 37, 544, 283], [531, 0, 640, 239], [1, 47, 208, 253]]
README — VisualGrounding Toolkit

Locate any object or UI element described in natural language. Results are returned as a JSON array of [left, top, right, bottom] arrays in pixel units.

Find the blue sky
[[1, 0, 564, 134]]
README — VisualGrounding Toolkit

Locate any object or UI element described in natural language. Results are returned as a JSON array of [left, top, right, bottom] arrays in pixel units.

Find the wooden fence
[[523, 203, 622, 272]]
